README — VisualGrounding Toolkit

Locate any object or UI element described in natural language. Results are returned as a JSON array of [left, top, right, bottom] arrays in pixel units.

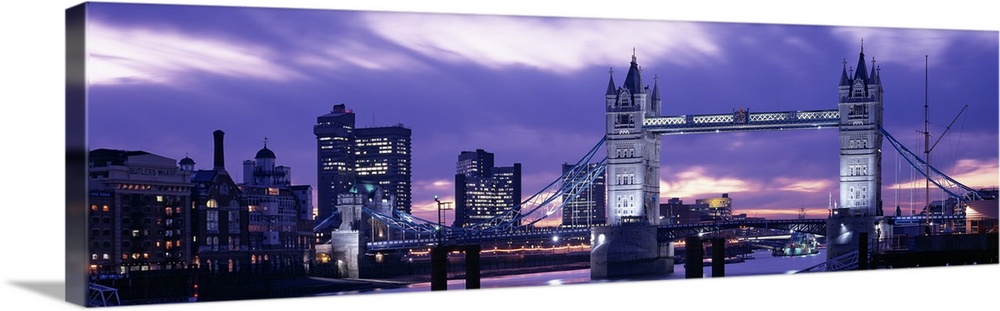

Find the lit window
[[207, 211, 219, 231]]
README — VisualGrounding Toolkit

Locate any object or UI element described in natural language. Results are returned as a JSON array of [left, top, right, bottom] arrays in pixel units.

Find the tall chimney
[[213, 130, 226, 170]]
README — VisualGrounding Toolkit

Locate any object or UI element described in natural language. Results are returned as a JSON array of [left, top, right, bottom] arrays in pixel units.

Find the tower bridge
[[590, 46, 886, 277]]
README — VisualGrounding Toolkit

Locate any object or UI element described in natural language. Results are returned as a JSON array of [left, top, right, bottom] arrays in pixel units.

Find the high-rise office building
[[315, 104, 413, 231], [355, 125, 412, 214], [560, 162, 606, 228], [453, 149, 521, 227], [314, 104, 356, 224]]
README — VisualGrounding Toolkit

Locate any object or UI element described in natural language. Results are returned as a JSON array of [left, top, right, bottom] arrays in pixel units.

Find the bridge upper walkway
[[645, 109, 840, 135]]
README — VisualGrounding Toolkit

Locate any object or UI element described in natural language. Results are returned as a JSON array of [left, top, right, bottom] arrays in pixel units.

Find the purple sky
[[85, 3, 998, 221]]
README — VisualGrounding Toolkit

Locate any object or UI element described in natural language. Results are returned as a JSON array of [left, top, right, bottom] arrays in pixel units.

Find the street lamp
[[434, 195, 453, 244]]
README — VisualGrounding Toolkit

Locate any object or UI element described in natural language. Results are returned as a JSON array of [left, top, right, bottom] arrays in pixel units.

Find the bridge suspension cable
[[880, 126, 987, 201]]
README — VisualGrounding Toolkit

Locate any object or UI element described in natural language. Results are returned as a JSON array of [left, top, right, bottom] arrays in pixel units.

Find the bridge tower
[[837, 43, 884, 217], [604, 52, 662, 225], [829, 44, 891, 260], [592, 53, 672, 279]]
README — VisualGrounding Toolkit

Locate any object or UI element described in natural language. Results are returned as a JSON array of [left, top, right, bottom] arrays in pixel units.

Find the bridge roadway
[[365, 218, 829, 252], [655, 218, 827, 241]]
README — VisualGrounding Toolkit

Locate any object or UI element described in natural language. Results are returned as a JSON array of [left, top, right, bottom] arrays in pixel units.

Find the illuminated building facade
[[659, 198, 705, 225], [453, 149, 522, 227], [87, 149, 193, 276], [240, 143, 315, 274], [561, 162, 606, 228], [355, 125, 412, 214], [315, 104, 356, 224], [657, 194, 733, 225], [315, 105, 412, 229], [695, 193, 733, 221], [189, 130, 250, 274]]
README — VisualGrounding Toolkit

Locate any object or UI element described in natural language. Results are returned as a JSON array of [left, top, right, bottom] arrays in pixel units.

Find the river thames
[[324, 248, 829, 295]]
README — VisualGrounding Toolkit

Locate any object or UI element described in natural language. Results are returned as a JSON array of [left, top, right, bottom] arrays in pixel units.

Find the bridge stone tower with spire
[[837, 44, 884, 217], [829, 43, 891, 260], [604, 52, 663, 225], [591, 53, 673, 279]]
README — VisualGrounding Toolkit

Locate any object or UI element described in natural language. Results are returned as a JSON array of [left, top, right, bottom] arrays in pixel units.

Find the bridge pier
[[711, 238, 725, 277], [430, 245, 481, 291], [684, 236, 702, 278], [328, 230, 362, 278], [591, 223, 673, 279], [825, 211, 891, 266]]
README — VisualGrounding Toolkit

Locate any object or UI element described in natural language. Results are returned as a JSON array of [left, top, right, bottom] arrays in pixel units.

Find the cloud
[[887, 157, 999, 191], [412, 179, 454, 195], [829, 27, 997, 69], [773, 177, 833, 192], [361, 13, 724, 74], [660, 166, 755, 199], [292, 39, 430, 73], [87, 21, 306, 86]]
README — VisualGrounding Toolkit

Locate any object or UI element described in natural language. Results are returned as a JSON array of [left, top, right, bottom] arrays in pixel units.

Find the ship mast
[[923, 55, 930, 232], [920, 55, 968, 234]]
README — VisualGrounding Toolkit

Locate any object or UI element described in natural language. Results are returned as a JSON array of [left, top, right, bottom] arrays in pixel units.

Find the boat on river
[[772, 232, 820, 256]]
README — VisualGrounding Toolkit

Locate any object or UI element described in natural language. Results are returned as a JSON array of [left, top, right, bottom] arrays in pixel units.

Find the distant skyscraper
[[560, 162, 606, 228], [453, 149, 521, 227], [355, 125, 412, 214], [314, 104, 356, 224]]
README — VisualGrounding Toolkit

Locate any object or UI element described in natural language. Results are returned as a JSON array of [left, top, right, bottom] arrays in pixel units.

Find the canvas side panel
[[65, 2, 88, 307]]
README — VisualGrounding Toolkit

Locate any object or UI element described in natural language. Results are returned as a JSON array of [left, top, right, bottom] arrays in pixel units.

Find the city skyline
[[85, 3, 998, 222]]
